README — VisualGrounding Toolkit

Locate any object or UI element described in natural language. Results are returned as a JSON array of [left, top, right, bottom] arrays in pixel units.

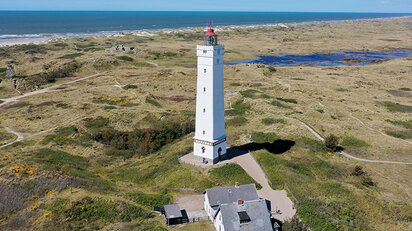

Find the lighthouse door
[[218, 147, 222, 160]]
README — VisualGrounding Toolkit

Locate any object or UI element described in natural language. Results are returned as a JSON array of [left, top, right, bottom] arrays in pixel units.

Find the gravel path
[[230, 153, 296, 221]]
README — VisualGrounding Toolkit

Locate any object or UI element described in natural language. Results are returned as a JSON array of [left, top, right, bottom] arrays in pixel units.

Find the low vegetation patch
[[239, 89, 270, 99], [399, 87, 411, 91], [324, 134, 340, 151], [387, 120, 412, 129], [123, 84, 138, 90], [132, 61, 154, 67], [251, 132, 278, 143], [225, 49, 241, 54], [116, 55, 134, 62], [145, 96, 161, 107], [5, 102, 31, 109], [276, 97, 297, 104], [382, 101, 412, 113], [341, 136, 369, 148], [261, 117, 276, 125], [58, 53, 84, 59], [226, 116, 248, 127], [128, 190, 172, 208], [385, 130, 412, 140], [271, 100, 292, 109]]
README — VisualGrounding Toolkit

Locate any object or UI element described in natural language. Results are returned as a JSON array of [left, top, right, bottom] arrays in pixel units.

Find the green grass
[[229, 82, 242, 86], [341, 136, 369, 148], [232, 99, 251, 111], [0, 67, 7, 73], [56, 126, 78, 136], [209, 164, 261, 189], [251, 132, 278, 143], [226, 116, 248, 127], [117, 55, 134, 62], [58, 53, 84, 59], [291, 78, 305, 80], [399, 87, 411, 91], [382, 101, 412, 113], [276, 97, 298, 104], [316, 109, 324, 113], [31, 148, 89, 170], [128, 190, 172, 207], [387, 120, 412, 129], [5, 102, 31, 109]]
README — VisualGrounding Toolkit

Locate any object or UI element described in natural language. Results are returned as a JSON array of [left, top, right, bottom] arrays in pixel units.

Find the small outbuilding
[[164, 204, 183, 226]]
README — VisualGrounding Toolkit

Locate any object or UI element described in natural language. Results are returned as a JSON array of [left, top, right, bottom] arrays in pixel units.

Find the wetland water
[[225, 49, 412, 66]]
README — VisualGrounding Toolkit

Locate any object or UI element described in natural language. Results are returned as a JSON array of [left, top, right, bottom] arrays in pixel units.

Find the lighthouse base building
[[193, 23, 227, 165]]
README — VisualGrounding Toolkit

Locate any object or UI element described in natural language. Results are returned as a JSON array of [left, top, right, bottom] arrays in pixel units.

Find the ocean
[[0, 11, 411, 42]]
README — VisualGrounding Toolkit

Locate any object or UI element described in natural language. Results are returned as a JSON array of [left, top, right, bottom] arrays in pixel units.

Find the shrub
[[84, 117, 109, 129], [123, 84, 138, 90], [385, 130, 412, 139], [399, 87, 411, 91], [0, 67, 6, 73], [387, 120, 412, 129], [56, 126, 78, 137], [316, 109, 325, 113], [282, 215, 310, 231], [324, 134, 340, 151], [232, 99, 251, 111], [351, 166, 365, 176], [267, 66, 277, 72], [230, 82, 241, 86]]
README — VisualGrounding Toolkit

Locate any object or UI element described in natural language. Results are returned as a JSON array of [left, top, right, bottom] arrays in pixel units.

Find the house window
[[203, 50, 207, 54], [204, 68, 207, 73]]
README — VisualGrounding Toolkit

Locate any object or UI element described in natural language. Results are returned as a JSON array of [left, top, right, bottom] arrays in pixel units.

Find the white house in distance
[[193, 22, 227, 164], [204, 183, 273, 231]]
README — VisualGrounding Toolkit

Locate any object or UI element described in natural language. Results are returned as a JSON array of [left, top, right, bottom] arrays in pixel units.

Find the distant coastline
[[0, 12, 411, 47]]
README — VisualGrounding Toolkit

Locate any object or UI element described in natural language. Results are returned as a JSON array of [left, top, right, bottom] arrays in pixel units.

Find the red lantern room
[[204, 20, 218, 46]]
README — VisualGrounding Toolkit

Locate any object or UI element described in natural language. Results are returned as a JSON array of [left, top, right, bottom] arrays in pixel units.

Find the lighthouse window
[[204, 69, 207, 73], [203, 130, 205, 135], [203, 50, 207, 54], [203, 108, 205, 113], [203, 87, 206, 92]]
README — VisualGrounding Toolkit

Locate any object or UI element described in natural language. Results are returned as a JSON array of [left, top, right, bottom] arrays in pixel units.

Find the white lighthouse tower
[[193, 22, 227, 164]]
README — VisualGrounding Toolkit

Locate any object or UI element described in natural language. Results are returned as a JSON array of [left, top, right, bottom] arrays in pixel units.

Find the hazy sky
[[0, 0, 411, 13]]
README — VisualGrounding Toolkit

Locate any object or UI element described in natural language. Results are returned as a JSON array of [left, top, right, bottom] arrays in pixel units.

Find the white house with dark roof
[[204, 183, 273, 231]]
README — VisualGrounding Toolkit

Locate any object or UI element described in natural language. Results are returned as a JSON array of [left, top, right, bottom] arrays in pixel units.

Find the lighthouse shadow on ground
[[227, 139, 296, 158]]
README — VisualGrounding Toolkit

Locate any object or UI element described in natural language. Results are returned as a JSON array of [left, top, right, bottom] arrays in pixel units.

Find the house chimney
[[235, 182, 239, 188], [237, 199, 243, 205]]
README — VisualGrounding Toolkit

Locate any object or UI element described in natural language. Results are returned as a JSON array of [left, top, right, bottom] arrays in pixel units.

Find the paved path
[[0, 72, 106, 108], [290, 117, 412, 165], [230, 153, 296, 221]]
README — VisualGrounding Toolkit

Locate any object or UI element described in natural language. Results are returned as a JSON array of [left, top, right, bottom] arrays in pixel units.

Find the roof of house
[[164, 204, 182, 219], [219, 199, 273, 231], [205, 184, 259, 207]]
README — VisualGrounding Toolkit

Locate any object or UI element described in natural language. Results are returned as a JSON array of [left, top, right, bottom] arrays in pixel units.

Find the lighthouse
[[193, 22, 227, 164]]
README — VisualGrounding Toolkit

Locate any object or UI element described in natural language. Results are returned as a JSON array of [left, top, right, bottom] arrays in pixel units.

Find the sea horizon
[[0, 11, 411, 45]]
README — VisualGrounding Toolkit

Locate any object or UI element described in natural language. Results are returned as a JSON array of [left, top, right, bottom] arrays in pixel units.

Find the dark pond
[[225, 49, 412, 66]]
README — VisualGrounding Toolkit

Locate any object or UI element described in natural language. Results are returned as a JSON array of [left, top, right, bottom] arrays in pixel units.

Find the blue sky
[[0, 0, 411, 13]]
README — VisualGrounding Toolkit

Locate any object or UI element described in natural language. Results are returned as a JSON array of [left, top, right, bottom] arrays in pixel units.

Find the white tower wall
[[194, 44, 227, 164]]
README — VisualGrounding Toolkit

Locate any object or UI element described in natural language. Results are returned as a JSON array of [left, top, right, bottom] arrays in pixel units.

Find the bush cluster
[[87, 117, 194, 157]]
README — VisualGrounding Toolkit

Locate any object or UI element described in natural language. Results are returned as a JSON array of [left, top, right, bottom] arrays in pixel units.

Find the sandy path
[[230, 153, 296, 221], [0, 127, 55, 149], [0, 72, 105, 108], [290, 117, 412, 165]]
